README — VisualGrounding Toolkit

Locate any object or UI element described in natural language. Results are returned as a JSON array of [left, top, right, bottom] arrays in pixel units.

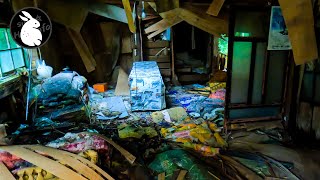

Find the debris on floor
[[1, 67, 318, 180]]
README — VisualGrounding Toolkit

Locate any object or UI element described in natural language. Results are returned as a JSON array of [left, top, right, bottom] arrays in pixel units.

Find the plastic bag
[[149, 149, 212, 180]]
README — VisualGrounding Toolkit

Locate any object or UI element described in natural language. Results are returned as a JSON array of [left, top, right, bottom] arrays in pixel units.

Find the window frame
[[0, 27, 27, 77]]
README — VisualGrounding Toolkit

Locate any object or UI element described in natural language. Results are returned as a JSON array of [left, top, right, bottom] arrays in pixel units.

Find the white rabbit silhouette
[[19, 11, 42, 46]]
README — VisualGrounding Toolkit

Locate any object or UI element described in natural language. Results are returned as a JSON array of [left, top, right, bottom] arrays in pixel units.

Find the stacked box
[[129, 61, 166, 111]]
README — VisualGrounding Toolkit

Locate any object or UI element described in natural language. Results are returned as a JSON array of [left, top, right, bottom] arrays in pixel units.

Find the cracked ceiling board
[[279, 0, 318, 65]]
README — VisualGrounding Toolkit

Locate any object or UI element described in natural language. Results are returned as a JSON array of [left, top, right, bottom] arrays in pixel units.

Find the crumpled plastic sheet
[[166, 85, 224, 118], [46, 132, 109, 153], [149, 149, 212, 180]]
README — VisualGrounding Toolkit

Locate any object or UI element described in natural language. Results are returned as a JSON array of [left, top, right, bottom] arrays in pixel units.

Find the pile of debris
[[31, 71, 88, 122]]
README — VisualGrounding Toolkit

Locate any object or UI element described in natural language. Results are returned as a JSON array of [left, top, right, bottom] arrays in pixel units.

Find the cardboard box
[[129, 61, 166, 111]]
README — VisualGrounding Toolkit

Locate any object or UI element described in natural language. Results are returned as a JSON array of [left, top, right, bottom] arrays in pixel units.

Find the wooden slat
[[0, 162, 15, 180], [206, 0, 225, 16], [158, 63, 171, 68], [278, 0, 318, 65], [0, 146, 86, 180], [122, 0, 136, 33], [84, 132, 136, 164], [229, 116, 282, 124], [24, 145, 104, 180], [145, 8, 183, 33], [176, 170, 188, 180], [158, 172, 165, 180], [67, 29, 96, 72], [145, 48, 169, 56], [176, 67, 192, 73], [179, 7, 228, 37], [144, 40, 170, 48], [51, 147, 115, 180], [312, 106, 320, 139], [297, 102, 312, 133], [147, 55, 170, 62]]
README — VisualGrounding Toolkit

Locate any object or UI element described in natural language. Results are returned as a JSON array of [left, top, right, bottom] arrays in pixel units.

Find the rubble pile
[[32, 71, 88, 122]]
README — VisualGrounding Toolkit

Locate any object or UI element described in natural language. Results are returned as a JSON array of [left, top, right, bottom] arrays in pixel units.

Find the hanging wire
[[25, 49, 33, 121]]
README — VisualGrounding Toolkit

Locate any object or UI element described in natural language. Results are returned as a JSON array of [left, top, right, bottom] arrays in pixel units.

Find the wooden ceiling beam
[[206, 0, 225, 16]]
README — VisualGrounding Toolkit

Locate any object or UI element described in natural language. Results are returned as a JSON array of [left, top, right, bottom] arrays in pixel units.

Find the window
[[0, 28, 27, 77]]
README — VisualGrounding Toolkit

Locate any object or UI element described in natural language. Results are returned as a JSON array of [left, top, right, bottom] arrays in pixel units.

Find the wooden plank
[[89, 2, 128, 24], [312, 106, 320, 139], [146, 16, 183, 39], [0, 162, 15, 180], [25, 145, 104, 180], [158, 172, 165, 180], [179, 7, 228, 37], [158, 63, 171, 68], [0, 77, 21, 100], [49, 147, 114, 180], [176, 170, 188, 180], [84, 132, 136, 164], [0, 146, 86, 180], [144, 40, 170, 48], [297, 102, 312, 133], [122, 0, 136, 33], [278, 0, 318, 65], [176, 67, 192, 73], [146, 56, 170, 62], [206, 0, 225, 16], [67, 29, 96, 72], [145, 48, 169, 56], [229, 116, 282, 124], [115, 67, 130, 96]]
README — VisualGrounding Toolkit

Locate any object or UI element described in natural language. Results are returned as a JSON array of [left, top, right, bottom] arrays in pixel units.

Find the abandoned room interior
[[0, 0, 320, 179]]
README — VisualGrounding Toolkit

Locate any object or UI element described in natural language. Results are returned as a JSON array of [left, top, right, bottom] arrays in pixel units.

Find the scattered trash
[[149, 149, 213, 179], [151, 107, 189, 124], [93, 83, 108, 92], [118, 123, 158, 139]]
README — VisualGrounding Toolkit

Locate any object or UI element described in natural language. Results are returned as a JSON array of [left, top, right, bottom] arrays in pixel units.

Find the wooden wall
[[293, 1, 320, 141], [40, 15, 134, 85]]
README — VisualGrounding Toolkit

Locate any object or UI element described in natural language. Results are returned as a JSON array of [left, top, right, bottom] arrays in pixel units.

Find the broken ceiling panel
[[89, 2, 128, 24], [145, 5, 228, 39]]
